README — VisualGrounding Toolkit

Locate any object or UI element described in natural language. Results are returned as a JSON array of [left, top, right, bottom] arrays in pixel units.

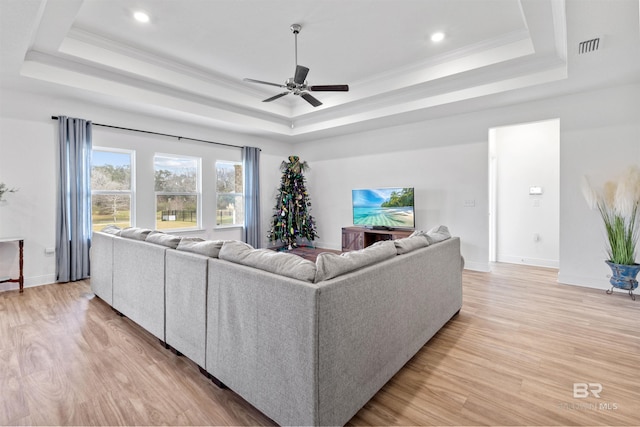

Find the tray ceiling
[[2, 0, 639, 141]]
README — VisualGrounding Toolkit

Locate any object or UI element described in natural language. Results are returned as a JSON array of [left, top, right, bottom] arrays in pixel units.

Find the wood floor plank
[[1, 263, 639, 426]]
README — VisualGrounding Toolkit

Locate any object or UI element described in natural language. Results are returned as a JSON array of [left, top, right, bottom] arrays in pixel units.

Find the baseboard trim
[[557, 272, 610, 290], [464, 261, 490, 272], [0, 274, 56, 292], [26, 274, 56, 287], [497, 255, 559, 269]]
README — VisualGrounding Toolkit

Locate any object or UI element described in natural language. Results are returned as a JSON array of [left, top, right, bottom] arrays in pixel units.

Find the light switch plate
[[529, 186, 543, 195]]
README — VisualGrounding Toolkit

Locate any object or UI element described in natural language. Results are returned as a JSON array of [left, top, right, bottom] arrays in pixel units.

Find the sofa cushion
[[100, 225, 121, 235], [219, 241, 317, 282], [394, 235, 429, 255], [315, 240, 397, 282], [146, 231, 182, 249], [120, 227, 153, 240], [177, 237, 225, 258], [409, 229, 429, 240], [426, 225, 451, 244]]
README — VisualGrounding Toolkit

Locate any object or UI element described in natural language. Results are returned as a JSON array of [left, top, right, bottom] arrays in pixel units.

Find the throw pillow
[[177, 237, 225, 258], [120, 227, 153, 241], [394, 235, 430, 255], [315, 240, 397, 282], [145, 231, 182, 249], [219, 241, 317, 283], [409, 229, 429, 240], [426, 225, 451, 244]]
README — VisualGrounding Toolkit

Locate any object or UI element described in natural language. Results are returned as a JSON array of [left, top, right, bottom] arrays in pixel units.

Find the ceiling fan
[[243, 24, 349, 107]]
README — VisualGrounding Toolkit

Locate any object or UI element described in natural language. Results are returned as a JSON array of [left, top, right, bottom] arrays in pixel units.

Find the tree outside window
[[155, 154, 200, 230], [216, 161, 243, 227], [91, 148, 134, 232]]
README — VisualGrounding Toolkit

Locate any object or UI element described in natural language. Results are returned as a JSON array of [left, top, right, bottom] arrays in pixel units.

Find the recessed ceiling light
[[431, 32, 445, 42], [133, 11, 150, 23]]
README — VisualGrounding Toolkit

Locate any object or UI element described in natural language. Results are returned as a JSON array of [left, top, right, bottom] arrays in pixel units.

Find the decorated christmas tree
[[267, 156, 318, 249]]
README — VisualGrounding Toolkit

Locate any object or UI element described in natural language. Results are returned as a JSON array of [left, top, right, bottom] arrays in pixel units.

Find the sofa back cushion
[[394, 235, 429, 255], [219, 241, 317, 282], [410, 225, 452, 245], [100, 225, 122, 235], [146, 231, 182, 249], [120, 227, 153, 240], [177, 237, 225, 258], [315, 240, 397, 282], [425, 225, 451, 244]]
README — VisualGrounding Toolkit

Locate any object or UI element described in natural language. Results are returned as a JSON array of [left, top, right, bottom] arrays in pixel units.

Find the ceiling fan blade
[[244, 78, 287, 88], [263, 92, 290, 102], [294, 65, 310, 84], [300, 92, 322, 107], [309, 84, 349, 92]]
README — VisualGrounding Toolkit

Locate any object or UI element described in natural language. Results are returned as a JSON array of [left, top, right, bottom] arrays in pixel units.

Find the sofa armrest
[[206, 259, 320, 426], [90, 231, 116, 304], [316, 237, 463, 426], [113, 237, 167, 341], [165, 249, 209, 367]]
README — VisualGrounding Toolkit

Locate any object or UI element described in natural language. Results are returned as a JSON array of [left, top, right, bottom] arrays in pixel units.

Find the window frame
[[215, 160, 244, 229], [154, 153, 202, 231], [91, 147, 136, 231]]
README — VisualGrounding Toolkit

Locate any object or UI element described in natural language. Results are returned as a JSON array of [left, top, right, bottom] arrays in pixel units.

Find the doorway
[[488, 119, 560, 268]]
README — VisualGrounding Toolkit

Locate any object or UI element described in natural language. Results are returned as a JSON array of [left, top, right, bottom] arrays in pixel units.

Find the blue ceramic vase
[[605, 261, 640, 300]]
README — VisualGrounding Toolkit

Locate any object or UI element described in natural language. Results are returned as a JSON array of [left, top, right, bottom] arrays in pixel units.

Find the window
[[91, 148, 135, 232], [216, 161, 244, 227], [155, 154, 200, 230]]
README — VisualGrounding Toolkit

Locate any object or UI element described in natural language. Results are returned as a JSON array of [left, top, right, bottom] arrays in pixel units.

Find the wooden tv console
[[341, 226, 413, 251]]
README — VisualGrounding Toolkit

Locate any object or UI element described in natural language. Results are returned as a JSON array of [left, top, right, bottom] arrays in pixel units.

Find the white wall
[[299, 115, 491, 271], [0, 88, 291, 290], [0, 118, 57, 287], [559, 123, 640, 288], [304, 144, 489, 272], [298, 83, 640, 287], [492, 119, 560, 268]]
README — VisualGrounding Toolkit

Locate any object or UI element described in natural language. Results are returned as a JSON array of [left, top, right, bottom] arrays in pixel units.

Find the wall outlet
[[464, 199, 476, 207], [45, 247, 55, 255]]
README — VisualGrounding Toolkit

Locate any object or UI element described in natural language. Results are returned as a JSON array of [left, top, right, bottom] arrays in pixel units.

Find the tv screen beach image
[[352, 187, 414, 228]]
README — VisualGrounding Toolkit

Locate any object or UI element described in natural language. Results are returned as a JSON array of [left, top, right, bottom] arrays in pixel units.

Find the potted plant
[[582, 165, 640, 300], [0, 182, 18, 202]]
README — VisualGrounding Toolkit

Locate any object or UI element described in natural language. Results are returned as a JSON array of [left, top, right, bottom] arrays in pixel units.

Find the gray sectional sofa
[[90, 226, 463, 426]]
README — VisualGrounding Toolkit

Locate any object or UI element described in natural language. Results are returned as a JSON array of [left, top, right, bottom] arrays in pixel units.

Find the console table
[[0, 237, 24, 293], [341, 227, 413, 251]]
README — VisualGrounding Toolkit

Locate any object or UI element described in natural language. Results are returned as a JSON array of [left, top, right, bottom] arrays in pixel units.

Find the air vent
[[578, 37, 600, 54]]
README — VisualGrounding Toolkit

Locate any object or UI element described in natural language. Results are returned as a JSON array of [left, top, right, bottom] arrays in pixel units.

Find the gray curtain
[[242, 146, 261, 248], [56, 116, 92, 282]]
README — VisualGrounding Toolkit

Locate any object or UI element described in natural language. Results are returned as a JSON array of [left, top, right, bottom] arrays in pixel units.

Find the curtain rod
[[50, 116, 249, 150]]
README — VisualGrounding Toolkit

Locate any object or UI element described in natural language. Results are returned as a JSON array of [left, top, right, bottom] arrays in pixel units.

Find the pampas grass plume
[[587, 165, 640, 265], [614, 165, 640, 218], [603, 181, 617, 211], [581, 175, 599, 209]]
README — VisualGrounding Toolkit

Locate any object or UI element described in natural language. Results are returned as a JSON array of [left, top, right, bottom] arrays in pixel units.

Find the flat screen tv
[[352, 187, 415, 229]]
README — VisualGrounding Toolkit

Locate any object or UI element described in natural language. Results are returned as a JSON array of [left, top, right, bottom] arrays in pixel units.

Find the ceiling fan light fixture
[[431, 32, 445, 42]]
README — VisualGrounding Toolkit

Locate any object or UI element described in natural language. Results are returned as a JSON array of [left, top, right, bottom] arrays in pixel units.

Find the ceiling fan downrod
[[291, 24, 301, 68]]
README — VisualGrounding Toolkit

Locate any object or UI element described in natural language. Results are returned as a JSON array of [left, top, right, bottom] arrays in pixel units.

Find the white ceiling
[[1, 0, 639, 142]]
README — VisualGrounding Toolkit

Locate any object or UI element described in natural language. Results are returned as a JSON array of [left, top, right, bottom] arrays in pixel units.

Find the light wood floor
[[1, 263, 638, 426]]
